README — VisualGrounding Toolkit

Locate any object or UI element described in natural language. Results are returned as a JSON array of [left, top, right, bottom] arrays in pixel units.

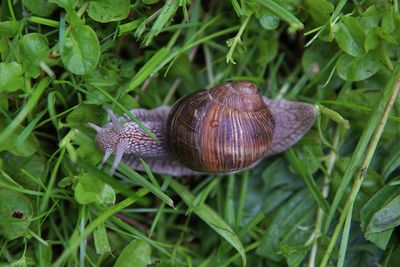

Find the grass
[[1, 0, 400, 266]]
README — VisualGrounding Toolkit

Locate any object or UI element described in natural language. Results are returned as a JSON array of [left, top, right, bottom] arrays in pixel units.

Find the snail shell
[[165, 81, 275, 173]]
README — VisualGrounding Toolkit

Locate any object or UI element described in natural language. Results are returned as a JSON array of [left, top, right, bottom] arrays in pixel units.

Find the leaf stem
[[226, 14, 252, 64]]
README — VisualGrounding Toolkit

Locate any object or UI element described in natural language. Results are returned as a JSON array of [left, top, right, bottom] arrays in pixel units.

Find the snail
[[88, 81, 316, 176]]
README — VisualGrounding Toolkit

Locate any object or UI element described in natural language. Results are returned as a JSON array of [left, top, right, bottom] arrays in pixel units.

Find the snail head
[[88, 108, 128, 174]]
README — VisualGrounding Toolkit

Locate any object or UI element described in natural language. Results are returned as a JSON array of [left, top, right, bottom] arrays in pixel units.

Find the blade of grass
[[225, 175, 236, 226], [15, 109, 46, 149], [39, 148, 65, 213], [120, 47, 170, 96], [286, 149, 330, 214], [323, 64, 400, 234], [321, 64, 400, 266], [78, 160, 146, 198], [0, 77, 49, 146], [142, 0, 179, 46], [118, 161, 174, 208], [236, 171, 249, 229], [52, 188, 149, 267], [169, 179, 247, 267]]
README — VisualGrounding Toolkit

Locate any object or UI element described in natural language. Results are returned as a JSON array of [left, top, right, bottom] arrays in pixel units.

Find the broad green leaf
[[49, 0, 78, 9], [336, 17, 366, 57], [0, 39, 9, 60], [359, 6, 382, 29], [364, 31, 380, 52], [0, 62, 24, 92], [258, 11, 280, 30], [256, 189, 316, 261], [88, 0, 130, 23], [0, 21, 20, 37], [382, 9, 395, 33], [368, 194, 400, 233], [255, 0, 303, 32], [99, 184, 116, 207], [114, 239, 151, 267], [0, 189, 32, 240], [18, 33, 50, 78], [22, 0, 56, 16], [304, 0, 333, 24], [61, 25, 100, 75], [336, 50, 383, 81], [74, 172, 105, 205], [0, 95, 8, 110], [66, 104, 104, 130], [360, 183, 400, 249], [169, 179, 246, 266]]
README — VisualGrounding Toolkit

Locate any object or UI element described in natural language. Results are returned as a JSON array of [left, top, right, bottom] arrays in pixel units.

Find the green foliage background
[[1, 0, 400, 266]]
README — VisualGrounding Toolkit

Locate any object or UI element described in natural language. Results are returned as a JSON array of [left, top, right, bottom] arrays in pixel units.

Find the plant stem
[[320, 64, 400, 267], [308, 126, 342, 267]]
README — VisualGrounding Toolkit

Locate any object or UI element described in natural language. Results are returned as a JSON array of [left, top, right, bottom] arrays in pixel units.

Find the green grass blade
[[52, 188, 149, 267], [118, 161, 174, 208], [169, 179, 247, 267], [0, 77, 49, 146], [324, 64, 400, 234], [286, 149, 330, 214], [120, 47, 170, 96]]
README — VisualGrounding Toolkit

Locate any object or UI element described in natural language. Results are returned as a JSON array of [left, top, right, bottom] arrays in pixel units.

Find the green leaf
[[336, 17, 366, 57], [49, 0, 78, 9], [169, 179, 246, 267], [364, 31, 380, 52], [0, 21, 21, 37], [255, 0, 303, 32], [280, 244, 309, 267], [0, 189, 32, 240], [11, 255, 26, 267], [0, 62, 24, 92], [93, 223, 111, 254], [368, 194, 400, 233], [18, 33, 50, 78], [142, 1, 179, 46], [258, 11, 280, 30], [61, 25, 100, 75], [360, 183, 400, 249], [114, 239, 151, 267], [382, 141, 400, 179], [304, 0, 334, 24], [336, 49, 383, 81], [74, 172, 105, 205], [88, 0, 130, 23], [22, 0, 56, 16], [256, 189, 316, 261]]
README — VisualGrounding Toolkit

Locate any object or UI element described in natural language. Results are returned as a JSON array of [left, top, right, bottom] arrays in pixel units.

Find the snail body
[[88, 81, 316, 176]]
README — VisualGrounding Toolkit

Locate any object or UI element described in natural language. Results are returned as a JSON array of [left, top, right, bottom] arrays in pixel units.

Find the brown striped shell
[[165, 81, 275, 173]]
